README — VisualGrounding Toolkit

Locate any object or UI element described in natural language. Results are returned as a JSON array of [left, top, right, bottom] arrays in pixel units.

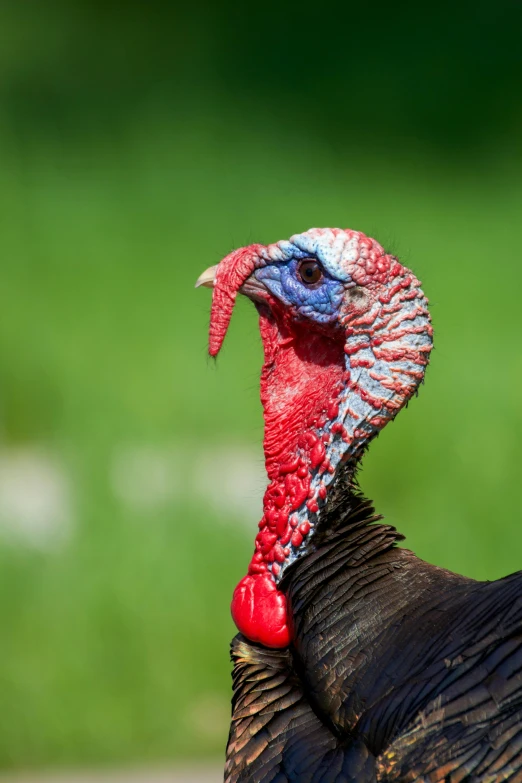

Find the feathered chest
[[285, 524, 473, 750]]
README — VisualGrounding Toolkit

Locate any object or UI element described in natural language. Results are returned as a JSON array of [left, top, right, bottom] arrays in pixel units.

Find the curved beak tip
[[195, 265, 217, 290]]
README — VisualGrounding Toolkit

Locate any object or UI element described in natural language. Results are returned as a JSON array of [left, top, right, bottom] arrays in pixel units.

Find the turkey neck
[[254, 305, 348, 580], [253, 282, 433, 583]]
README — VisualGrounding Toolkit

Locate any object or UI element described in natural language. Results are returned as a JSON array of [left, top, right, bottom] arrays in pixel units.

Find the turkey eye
[[298, 260, 323, 285]]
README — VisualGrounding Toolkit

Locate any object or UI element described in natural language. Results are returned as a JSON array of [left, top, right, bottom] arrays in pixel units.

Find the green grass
[[0, 103, 522, 769]]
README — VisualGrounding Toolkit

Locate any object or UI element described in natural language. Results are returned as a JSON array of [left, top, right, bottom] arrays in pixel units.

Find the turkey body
[[196, 228, 522, 782], [225, 479, 522, 782]]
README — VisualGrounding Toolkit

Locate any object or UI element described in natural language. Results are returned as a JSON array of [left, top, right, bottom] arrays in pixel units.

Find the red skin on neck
[[231, 302, 346, 647]]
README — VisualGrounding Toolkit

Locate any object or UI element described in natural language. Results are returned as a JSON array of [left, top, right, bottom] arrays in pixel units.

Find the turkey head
[[197, 228, 433, 648]]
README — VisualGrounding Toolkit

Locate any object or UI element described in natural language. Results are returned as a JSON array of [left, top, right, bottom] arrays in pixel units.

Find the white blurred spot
[[0, 449, 72, 548], [192, 444, 264, 522], [111, 445, 180, 511], [111, 442, 264, 526]]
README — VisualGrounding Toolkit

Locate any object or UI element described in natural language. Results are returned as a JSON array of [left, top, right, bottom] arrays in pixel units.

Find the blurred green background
[[0, 0, 522, 772]]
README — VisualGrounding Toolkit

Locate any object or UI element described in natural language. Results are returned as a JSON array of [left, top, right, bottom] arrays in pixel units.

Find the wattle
[[231, 573, 291, 648]]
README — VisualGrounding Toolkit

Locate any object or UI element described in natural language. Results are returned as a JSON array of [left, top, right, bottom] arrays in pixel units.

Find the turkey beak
[[195, 265, 217, 289]]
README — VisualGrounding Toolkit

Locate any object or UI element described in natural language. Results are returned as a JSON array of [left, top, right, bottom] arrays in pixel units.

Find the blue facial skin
[[255, 256, 346, 324]]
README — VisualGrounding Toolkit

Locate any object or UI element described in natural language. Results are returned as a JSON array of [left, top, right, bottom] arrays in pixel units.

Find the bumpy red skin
[[209, 231, 432, 648], [232, 306, 347, 647]]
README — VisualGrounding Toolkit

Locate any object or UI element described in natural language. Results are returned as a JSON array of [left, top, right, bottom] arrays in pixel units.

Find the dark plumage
[[226, 472, 522, 781]]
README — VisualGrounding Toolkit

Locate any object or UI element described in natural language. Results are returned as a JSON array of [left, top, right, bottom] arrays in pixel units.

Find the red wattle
[[231, 574, 291, 648]]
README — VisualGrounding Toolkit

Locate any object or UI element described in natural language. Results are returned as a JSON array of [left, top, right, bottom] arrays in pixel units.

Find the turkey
[[196, 228, 522, 783]]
